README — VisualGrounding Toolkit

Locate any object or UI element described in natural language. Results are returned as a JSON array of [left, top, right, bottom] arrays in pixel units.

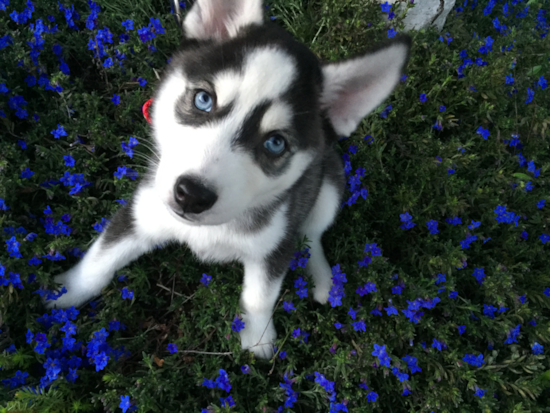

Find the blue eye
[[264, 134, 286, 155], [194, 91, 213, 112]]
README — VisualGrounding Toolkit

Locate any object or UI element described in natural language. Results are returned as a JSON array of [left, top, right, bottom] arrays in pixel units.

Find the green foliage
[[1, 0, 550, 412]]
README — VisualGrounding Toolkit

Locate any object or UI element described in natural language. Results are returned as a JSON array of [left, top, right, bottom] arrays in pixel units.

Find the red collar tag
[[142, 98, 153, 124]]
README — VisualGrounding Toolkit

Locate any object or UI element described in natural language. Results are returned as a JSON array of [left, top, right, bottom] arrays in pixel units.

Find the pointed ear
[[320, 36, 412, 137], [183, 0, 264, 41]]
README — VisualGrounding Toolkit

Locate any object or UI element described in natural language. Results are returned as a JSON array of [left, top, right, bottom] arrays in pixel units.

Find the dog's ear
[[320, 36, 412, 137], [182, 0, 264, 41]]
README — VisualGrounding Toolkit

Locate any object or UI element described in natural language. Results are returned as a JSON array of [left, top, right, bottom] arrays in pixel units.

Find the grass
[[1, 0, 550, 411]]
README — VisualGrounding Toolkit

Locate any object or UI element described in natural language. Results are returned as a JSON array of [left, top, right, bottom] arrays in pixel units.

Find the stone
[[375, 0, 457, 32]]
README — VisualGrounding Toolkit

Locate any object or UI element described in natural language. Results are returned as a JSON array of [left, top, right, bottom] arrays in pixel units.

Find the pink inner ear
[[184, 0, 263, 41], [330, 81, 369, 119], [199, 4, 233, 39]]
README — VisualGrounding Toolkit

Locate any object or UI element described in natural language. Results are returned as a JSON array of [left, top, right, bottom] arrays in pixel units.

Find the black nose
[[173, 176, 218, 214]]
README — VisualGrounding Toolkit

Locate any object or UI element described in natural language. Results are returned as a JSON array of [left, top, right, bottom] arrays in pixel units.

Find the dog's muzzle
[[173, 175, 218, 215]]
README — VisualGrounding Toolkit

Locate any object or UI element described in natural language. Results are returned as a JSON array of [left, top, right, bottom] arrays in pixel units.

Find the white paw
[[44, 265, 105, 309], [311, 279, 331, 304], [239, 314, 276, 359]]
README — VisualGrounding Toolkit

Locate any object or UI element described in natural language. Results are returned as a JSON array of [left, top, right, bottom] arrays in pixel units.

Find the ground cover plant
[[1, 0, 550, 411]]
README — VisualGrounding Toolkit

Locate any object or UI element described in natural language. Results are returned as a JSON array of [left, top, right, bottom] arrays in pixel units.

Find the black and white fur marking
[[48, 0, 411, 359]]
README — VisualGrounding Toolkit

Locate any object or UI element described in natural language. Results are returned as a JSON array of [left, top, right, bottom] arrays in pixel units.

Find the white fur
[[321, 41, 409, 136], [301, 181, 342, 303], [183, 0, 263, 41], [260, 101, 293, 133], [239, 260, 284, 358]]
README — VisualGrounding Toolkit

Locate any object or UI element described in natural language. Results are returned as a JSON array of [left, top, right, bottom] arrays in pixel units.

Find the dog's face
[[151, 0, 411, 226]]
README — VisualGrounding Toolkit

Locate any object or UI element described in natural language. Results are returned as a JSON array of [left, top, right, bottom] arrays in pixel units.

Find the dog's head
[[151, 0, 411, 225]]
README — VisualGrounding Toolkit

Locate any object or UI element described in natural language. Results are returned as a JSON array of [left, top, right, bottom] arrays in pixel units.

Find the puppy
[[47, 0, 411, 359]]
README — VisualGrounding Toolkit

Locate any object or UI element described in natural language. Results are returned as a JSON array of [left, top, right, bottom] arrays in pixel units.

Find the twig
[[179, 350, 233, 356], [156, 283, 183, 297]]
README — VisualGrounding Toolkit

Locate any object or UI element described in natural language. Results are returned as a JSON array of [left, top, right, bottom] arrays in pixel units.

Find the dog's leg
[[238, 260, 285, 359], [301, 179, 343, 304], [46, 183, 177, 309]]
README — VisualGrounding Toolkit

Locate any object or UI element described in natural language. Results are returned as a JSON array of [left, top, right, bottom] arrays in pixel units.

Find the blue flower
[[478, 36, 494, 54], [434, 273, 446, 285], [63, 154, 75, 167], [295, 276, 308, 298], [532, 342, 544, 355], [472, 267, 486, 284], [220, 395, 235, 408], [26, 329, 34, 343], [50, 124, 67, 139], [137, 26, 155, 42], [463, 353, 484, 367], [476, 126, 490, 139], [103, 57, 113, 67], [120, 395, 131, 413], [0, 34, 13, 49], [474, 387, 486, 398], [380, 1, 391, 12], [525, 87, 535, 104], [351, 320, 366, 332], [111, 94, 120, 105], [399, 211, 416, 230], [457, 325, 465, 335], [380, 104, 392, 118], [283, 301, 296, 312], [167, 343, 177, 354], [44, 358, 61, 380], [431, 338, 444, 351], [388, 28, 396, 38], [391, 285, 403, 295], [121, 287, 134, 300], [114, 166, 127, 179], [149, 17, 165, 34], [69, 183, 83, 195], [483, 0, 496, 15], [366, 391, 378, 402], [121, 19, 133, 30], [504, 324, 521, 344], [538, 76, 547, 90], [384, 302, 398, 316], [241, 365, 251, 374], [231, 315, 245, 332], [138, 77, 147, 86], [200, 273, 212, 287], [419, 93, 427, 103], [20, 168, 34, 179]]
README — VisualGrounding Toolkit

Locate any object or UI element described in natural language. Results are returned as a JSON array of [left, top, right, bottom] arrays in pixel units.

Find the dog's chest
[[183, 203, 289, 263]]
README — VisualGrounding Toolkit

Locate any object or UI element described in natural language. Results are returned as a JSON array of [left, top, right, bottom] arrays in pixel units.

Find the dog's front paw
[[311, 279, 331, 304], [44, 265, 104, 309], [239, 315, 276, 359]]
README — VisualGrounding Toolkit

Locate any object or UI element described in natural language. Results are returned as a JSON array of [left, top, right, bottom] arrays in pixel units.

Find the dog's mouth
[[165, 198, 200, 223]]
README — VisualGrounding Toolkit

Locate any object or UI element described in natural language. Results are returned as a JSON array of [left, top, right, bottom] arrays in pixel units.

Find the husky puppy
[[47, 0, 411, 359]]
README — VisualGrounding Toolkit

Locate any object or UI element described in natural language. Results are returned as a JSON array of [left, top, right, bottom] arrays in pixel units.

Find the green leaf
[[527, 65, 542, 76], [512, 173, 532, 181]]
